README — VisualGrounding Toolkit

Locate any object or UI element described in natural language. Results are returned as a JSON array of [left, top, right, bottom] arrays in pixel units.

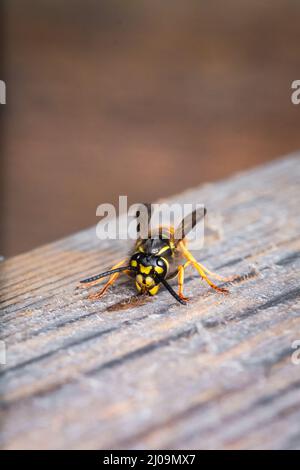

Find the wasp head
[[130, 252, 168, 296]]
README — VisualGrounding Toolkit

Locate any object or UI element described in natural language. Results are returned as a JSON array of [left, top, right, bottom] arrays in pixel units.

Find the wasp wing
[[174, 207, 206, 243]]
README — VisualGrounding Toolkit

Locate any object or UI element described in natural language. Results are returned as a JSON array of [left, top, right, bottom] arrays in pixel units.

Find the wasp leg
[[178, 242, 228, 294], [88, 259, 127, 300], [177, 261, 191, 302], [88, 271, 120, 300], [78, 259, 126, 289], [195, 262, 232, 282]]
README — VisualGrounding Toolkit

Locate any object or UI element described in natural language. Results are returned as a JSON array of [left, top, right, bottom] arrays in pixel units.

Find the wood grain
[[1, 154, 300, 449]]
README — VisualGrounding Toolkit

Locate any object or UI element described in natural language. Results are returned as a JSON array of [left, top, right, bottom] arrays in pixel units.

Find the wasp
[[79, 206, 229, 305]]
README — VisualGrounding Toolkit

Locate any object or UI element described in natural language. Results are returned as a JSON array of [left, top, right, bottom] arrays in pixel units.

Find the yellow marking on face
[[154, 266, 164, 274], [138, 246, 145, 253], [140, 265, 152, 274], [149, 285, 160, 296], [145, 276, 155, 287], [131, 260, 137, 267], [135, 281, 142, 292], [136, 274, 143, 285]]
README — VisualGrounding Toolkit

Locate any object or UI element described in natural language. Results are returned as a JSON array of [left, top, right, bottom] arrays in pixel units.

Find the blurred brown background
[[2, 0, 300, 257]]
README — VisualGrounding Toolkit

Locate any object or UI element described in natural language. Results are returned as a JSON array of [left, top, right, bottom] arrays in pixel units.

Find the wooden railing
[[1, 154, 300, 449]]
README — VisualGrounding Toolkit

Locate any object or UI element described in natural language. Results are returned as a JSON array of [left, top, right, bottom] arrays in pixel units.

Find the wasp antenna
[[80, 266, 131, 284], [156, 275, 187, 305]]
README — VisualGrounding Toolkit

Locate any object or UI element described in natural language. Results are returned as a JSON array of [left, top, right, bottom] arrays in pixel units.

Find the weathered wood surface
[[1, 155, 300, 450]]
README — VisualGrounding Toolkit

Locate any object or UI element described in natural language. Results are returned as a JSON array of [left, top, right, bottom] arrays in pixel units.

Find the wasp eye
[[157, 258, 165, 268]]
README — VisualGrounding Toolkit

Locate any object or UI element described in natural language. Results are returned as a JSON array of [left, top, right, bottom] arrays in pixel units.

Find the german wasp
[[79, 206, 229, 305]]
